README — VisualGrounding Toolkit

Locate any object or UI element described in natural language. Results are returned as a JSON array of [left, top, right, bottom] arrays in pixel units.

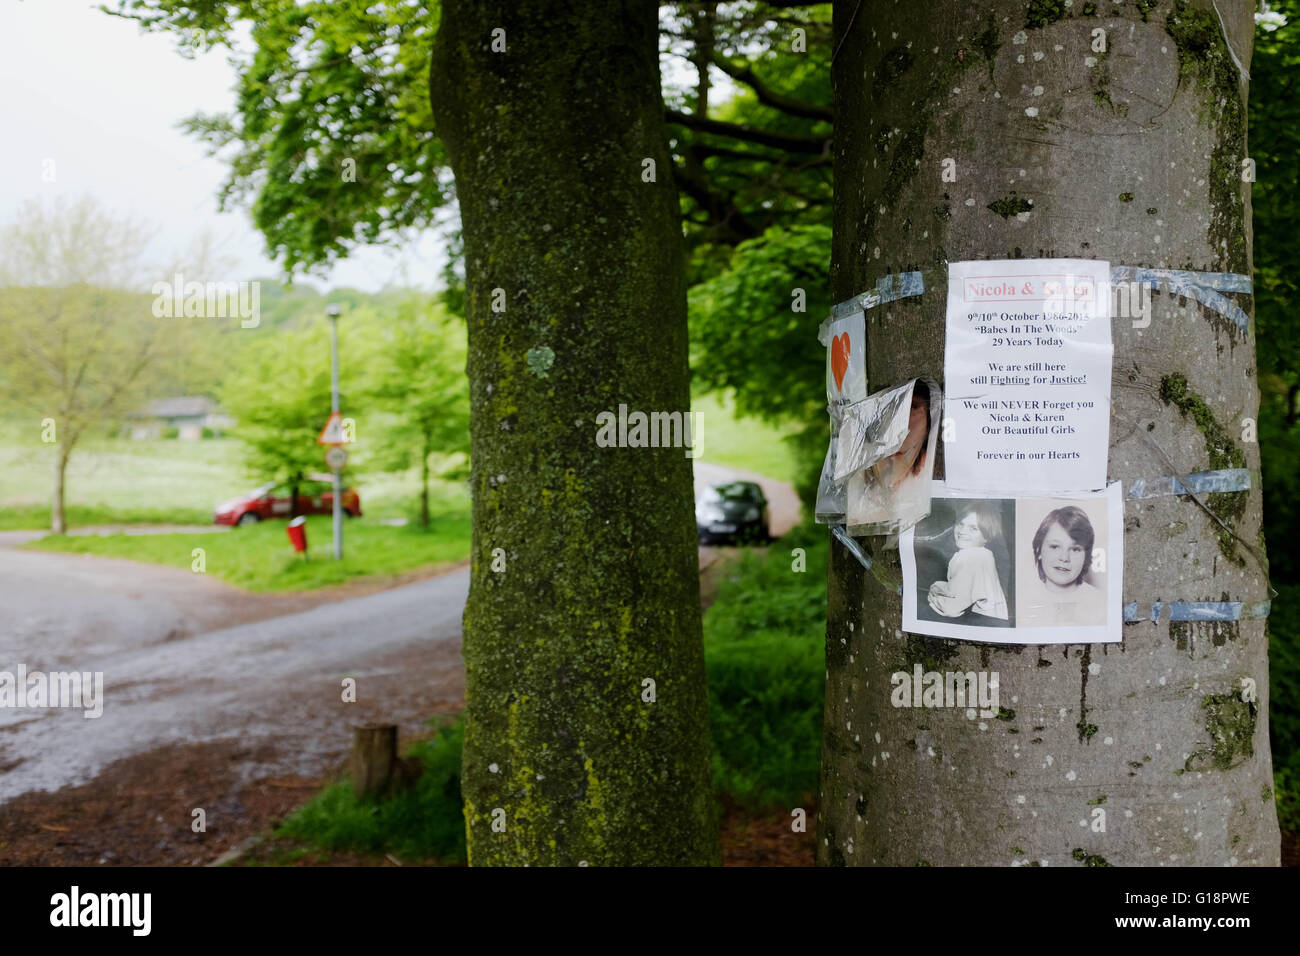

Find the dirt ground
[[0, 723, 814, 867], [2, 727, 1289, 867], [0, 738, 330, 866]]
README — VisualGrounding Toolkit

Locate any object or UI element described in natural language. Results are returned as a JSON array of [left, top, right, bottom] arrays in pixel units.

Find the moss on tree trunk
[[821, 0, 1278, 866], [431, 0, 718, 865]]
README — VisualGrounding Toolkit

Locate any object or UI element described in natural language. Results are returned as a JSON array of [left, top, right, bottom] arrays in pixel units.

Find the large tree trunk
[[431, 0, 718, 865], [820, 0, 1279, 865], [690, 2, 715, 115]]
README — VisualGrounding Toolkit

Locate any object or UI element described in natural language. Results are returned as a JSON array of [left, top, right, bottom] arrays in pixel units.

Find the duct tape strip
[[827, 266, 1250, 331], [1126, 468, 1251, 499], [831, 525, 873, 570], [828, 271, 925, 321], [1111, 265, 1252, 334], [1123, 600, 1271, 623]]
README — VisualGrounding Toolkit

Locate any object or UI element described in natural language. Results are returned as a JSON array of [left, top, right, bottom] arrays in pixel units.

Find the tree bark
[[51, 442, 69, 535], [420, 431, 431, 530], [820, 0, 1279, 866], [431, 0, 718, 865], [691, 2, 715, 116]]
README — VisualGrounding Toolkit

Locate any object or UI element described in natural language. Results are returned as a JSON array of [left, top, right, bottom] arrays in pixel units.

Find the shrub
[[703, 524, 827, 807]]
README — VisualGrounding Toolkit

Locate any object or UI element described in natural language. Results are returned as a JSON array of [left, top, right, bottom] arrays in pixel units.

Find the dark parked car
[[213, 475, 361, 527], [696, 481, 769, 544]]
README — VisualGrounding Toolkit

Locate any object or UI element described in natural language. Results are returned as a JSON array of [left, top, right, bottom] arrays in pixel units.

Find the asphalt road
[[0, 547, 469, 803]]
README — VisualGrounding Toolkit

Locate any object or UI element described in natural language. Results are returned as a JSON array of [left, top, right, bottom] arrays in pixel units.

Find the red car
[[213, 475, 362, 526]]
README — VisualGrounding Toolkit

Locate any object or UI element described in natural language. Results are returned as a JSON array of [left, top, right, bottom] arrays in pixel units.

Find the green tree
[[107, 1, 831, 275], [661, 2, 833, 262], [1252, 1, 1300, 424], [0, 197, 180, 533], [111, 0, 838, 495], [668, 3, 834, 509], [1247, 0, 1300, 827], [354, 298, 469, 528], [689, 223, 830, 506], [218, 317, 343, 510]]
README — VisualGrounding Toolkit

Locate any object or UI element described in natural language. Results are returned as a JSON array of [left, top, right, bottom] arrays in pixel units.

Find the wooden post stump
[[352, 724, 400, 800]]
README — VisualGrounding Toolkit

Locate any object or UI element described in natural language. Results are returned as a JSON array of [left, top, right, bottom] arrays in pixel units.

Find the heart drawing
[[831, 332, 851, 392]]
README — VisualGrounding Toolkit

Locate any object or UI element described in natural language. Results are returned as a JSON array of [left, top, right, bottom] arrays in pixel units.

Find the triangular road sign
[[318, 411, 347, 445]]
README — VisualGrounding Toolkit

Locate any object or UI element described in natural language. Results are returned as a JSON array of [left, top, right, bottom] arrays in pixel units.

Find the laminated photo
[[832, 380, 913, 480], [844, 379, 941, 536], [900, 481, 1122, 644], [824, 309, 867, 407], [1014, 496, 1113, 628]]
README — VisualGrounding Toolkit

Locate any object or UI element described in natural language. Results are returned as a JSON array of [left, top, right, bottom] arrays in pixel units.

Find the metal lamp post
[[325, 303, 343, 560]]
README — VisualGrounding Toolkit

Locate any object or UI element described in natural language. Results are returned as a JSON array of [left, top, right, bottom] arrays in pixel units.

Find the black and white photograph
[[909, 494, 1016, 628], [1015, 496, 1111, 628]]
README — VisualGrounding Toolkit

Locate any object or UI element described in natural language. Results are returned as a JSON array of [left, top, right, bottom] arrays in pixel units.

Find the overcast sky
[[0, 0, 446, 292]]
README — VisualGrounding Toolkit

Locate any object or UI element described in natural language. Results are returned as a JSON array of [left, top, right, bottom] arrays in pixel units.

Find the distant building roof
[[133, 396, 219, 418]]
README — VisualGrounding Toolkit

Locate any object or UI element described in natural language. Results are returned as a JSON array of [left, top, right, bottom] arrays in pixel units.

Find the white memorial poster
[[900, 481, 1123, 645], [943, 258, 1112, 493]]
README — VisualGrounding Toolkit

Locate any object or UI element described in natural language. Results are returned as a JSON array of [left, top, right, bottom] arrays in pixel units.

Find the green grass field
[[2, 417, 475, 588], [689, 392, 802, 485], [0, 428, 244, 529], [0, 422, 453, 529], [1, 395, 797, 529], [26, 510, 471, 591]]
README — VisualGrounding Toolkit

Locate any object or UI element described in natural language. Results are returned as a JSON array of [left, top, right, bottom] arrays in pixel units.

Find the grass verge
[[25, 510, 471, 591], [266, 718, 467, 865], [0, 503, 213, 530]]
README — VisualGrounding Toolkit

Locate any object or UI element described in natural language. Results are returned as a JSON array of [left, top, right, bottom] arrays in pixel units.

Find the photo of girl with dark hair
[[1016, 503, 1107, 626], [912, 497, 1016, 628]]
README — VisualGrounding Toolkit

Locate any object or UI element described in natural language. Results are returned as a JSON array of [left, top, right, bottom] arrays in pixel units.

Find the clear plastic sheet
[[816, 377, 943, 538], [833, 382, 912, 481], [815, 305, 867, 526]]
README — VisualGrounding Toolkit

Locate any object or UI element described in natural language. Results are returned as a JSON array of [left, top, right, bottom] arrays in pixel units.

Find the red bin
[[286, 515, 308, 554]]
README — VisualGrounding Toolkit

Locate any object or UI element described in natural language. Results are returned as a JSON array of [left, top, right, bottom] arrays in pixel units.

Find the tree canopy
[[105, 1, 831, 274]]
